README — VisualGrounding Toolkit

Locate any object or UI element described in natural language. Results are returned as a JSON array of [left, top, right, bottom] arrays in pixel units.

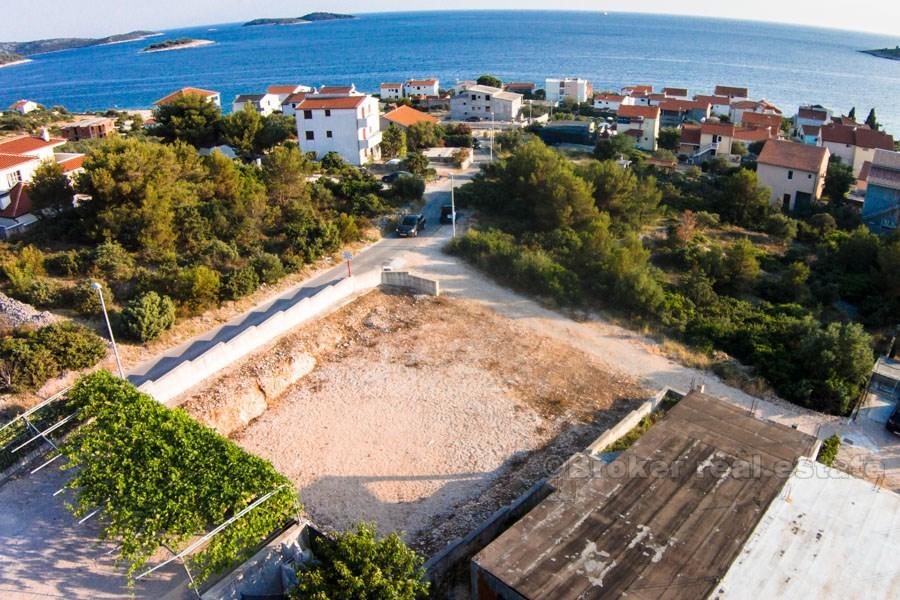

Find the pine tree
[[847, 106, 856, 120], [866, 108, 879, 130]]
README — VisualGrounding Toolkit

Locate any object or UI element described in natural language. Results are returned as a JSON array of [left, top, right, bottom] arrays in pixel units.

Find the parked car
[[396, 214, 426, 237], [472, 139, 482, 149], [440, 204, 458, 224], [382, 170, 413, 184], [887, 401, 900, 435]]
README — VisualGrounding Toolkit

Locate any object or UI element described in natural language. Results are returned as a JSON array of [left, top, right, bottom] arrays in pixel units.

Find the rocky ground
[[0, 292, 54, 330]]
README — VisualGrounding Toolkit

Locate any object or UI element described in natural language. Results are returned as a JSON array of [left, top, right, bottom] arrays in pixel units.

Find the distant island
[[142, 38, 215, 53], [861, 46, 900, 61], [243, 13, 355, 26], [0, 30, 161, 57], [0, 51, 27, 67]]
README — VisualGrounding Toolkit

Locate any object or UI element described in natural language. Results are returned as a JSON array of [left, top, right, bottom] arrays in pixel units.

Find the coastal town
[[1, 23, 900, 600]]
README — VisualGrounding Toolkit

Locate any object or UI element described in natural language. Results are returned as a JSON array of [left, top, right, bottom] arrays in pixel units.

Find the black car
[[396, 214, 426, 237], [440, 205, 458, 224], [382, 171, 413, 184], [887, 401, 900, 435]]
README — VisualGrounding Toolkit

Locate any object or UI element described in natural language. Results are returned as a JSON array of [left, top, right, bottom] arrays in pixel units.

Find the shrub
[[251, 253, 285, 285], [0, 322, 106, 392], [92, 240, 135, 281], [31, 321, 107, 371], [45, 250, 83, 277], [22, 277, 62, 307], [336, 213, 361, 244], [765, 213, 798, 241], [391, 175, 425, 201], [120, 291, 176, 342], [175, 265, 221, 313], [816, 434, 841, 467], [291, 522, 428, 600], [69, 280, 112, 316], [221, 267, 260, 300]]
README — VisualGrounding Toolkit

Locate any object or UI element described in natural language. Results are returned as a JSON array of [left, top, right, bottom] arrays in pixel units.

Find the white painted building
[[449, 85, 523, 122], [281, 92, 310, 117], [593, 94, 634, 111], [232, 93, 282, 116], [9, 99, 38, 114], [616, 105, 660, 151], [757, 139, 829, 211], [266, 85, 311, 105], [380, 83, 404, 99], [295, 94, 382, 166], [545, 77, 592, 104], [404, 79, 439, 97]]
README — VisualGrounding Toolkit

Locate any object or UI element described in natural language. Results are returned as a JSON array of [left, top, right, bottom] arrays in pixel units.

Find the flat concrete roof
[[873, 356, 900, 384], [711, 458, 900, 600], [473, 391, 818, 600]]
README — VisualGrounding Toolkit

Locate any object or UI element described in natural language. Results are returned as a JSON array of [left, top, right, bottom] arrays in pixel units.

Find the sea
[[1, 10, 899, 132]]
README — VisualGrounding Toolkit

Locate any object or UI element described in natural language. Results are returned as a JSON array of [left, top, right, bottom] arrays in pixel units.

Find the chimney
[[40, 127, 50, 142]]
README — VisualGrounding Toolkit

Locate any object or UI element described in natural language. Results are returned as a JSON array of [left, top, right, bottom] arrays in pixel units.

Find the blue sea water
[[1, 10, 899, 132]]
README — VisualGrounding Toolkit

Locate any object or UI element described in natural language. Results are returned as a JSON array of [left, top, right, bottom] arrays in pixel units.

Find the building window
[[325, 109, 331, 117], [305, 131, 314, 141], [808, 173, 812, 179], [303, 110, 312, 119], [6, 171, 20, 188], [326, 130, 333, 138], [787, 170, 793, 180]]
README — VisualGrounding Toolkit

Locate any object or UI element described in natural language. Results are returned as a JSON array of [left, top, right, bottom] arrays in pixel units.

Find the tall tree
[[657, 128, 681, 152], [824, 157, 855, 201], [380, 124, 407, 159], [220, 104, 263, 160], [405, 121, 443, 150], [847, 106, 856, 120], [152, 94, 221, 148], [28, 160, 74, 215], [476, 74, 502, 88], [865, 108, 879, 130]]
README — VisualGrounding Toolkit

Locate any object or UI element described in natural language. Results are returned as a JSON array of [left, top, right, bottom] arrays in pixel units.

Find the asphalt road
[[128, 160, 479, 388]]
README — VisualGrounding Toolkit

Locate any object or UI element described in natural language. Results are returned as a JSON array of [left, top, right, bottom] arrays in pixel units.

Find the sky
[[3, 0, 900, 40]]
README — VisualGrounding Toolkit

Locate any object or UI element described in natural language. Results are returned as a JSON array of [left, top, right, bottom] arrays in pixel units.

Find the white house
[[281, 92, 310, 117], [449, 85, 522, 122], [729, 99, 782, 125], [232, 93, 282, 116], [404, 79, 440, 97], [616, 105, 660, 151], [8, 99, 38, 114], [295, 94, 381, 166], [267, 85, 311, 105], [694, 95, 731, 118], [545, 77, 592, 104], [593, 93, 634, 112], [0, 133, 66, 163], [820, 124, 895, 177], [380, 83, 404, 99], [757, 139, 829, 212]]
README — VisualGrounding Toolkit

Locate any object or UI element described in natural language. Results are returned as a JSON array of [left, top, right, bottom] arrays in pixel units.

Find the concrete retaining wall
[[381, 270, 440, 296], [585, 387, 680, 456], [139, 270, 381, 404]]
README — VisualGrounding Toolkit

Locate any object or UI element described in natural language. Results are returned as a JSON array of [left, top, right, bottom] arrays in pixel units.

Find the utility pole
[[450, 173, 457, 238], [91, 282, 124, 379], [490, 110, 495, 162]]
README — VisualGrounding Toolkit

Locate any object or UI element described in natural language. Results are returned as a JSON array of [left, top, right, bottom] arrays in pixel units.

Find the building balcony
[[359, 131, 383, 149]]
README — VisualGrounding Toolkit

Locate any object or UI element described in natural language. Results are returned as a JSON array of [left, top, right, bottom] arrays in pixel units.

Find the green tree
[[721, 238, 760, 293], [221, 104, 263, 160], [262, 145, 311, 206], [577, 161, 660, 229], [847, 107, 856, 121], [120, 291, 176, 342], [476, 74, 502, 88], [152, 94, 221, 147], [402, 152, 430, 177], [657, 128, 680, 152], [291, 522, 428, 600], [29, 160, 74, 214], [256, 113, 295, 152], [865, 108, 879, 130], [593, 134, 635, 161], [495, 128, 523, 153], [405, 121, 443, 150], [391, 175, 426, 201], [714, 168, 771, 226], [824, 157, 854, 201], [176, 265, 220, 314], [380, 124, 407, 159]]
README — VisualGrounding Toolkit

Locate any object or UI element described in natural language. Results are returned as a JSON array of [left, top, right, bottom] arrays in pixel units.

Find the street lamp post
[[490, 111, 495, 162], [450, 173, 457, 238], [91, 282, 124, 379]]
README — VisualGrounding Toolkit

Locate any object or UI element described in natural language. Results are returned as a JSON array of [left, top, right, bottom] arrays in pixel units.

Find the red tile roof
[[0, 153, 37, 171], [595, 93, 625, 102], [659, 99, 708, 112], [0, 183, 32, 219], [10, 99, 33, 109], [821, 124, 894, 150], [734, 127, 775, 142], [504, 82, 535, 91], [0, 136, 65, 155], [267, 85, 299, 94], [701, 123, 737, 137], [623, 85, 653, 94], [282, 92, 309, 105], [57, 154, 85, 173], [758, 139, 828, 173], [662, 87, 688, 97], [382, 105, 438, 128], [798, 107, 828, 121], [407, 79, 437, 86], [618, 105, 660, 119], [318, 86, 355, 94], [153, 87, 219, 106], [297, 95, 367, 110], [694, 95, 730, 106], [680, 125, 702, 145], [714, 85, 749, 97], [380, 83, 403, 88], [742, 112, 783, 129]]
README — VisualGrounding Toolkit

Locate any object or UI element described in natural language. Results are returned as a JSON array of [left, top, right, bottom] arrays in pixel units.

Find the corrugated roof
[[381, 105, 438, 128], [474, 392, 817, 600], [712, 458, 900, 600], [758, 139, 828, 173]]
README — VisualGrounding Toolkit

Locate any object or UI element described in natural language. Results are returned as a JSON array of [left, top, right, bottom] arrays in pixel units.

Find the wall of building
[[295, 97, 382, 166], [757, 163, 822, 209]]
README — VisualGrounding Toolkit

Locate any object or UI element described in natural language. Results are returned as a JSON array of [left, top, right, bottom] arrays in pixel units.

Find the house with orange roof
[[662, 87, 689, 99], [281, 92, 310, 118], [380, 83, 404, 100], [380, 105, 438, 131], [622, 84, 653, 95], [266, 85, 311, 104], [593, 93, 633, 112], [0, 133, 66, 162], [820, 123, 895, 177], [153, 87, 221, 108], [60, 116, 116, 142], [757, 139, 830, 211], [295, 94, 381, 165], [730, 99, 782, 124], [693, 94, 731, 117], [317, 85, 361, 97], [616, 105, 660, 151], [714, 85, 749, 100], [741, 111, 783, 132], [8, 99, 38, 115], [404, 78, 440, 97]]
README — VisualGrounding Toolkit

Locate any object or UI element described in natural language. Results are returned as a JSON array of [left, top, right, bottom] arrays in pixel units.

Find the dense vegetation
[[290, 522, 428, 600], [450, 138, 880, 415], [143, 38, 201, 52], [61, 372, 299, 583]]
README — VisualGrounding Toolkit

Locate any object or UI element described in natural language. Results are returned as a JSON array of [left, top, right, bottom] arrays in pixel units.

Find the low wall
[[381, 270, 440, 296], [584, 387, 679, 455], [139, 270, 381, 404]]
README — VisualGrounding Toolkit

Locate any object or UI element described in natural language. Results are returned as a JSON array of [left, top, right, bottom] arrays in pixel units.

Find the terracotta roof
[[10, 99, 33, 109], [681, 125, 702, 145], [297, 95, 367, 110], [595, 93, 625, 102], [0, 153, 37, 171], [659, 99, 708, 112], [0, 182, 32, 219], [715, 85, 749, 97], [758, 139, 828, 173], [282, 92, 309, 105], [694, 94, 730, 106], [648, 93, 667, 101], [0, 136, 65, 155], [267, 85, 299, 94], [662, 87, 688, 96], [821, 124, 894, 150], [318, 86, 355, 94], [406, 79, 437, 86], [153, 87, 219, 106], [742, 112, 783, 129], [701, 122, 737, 137], [382, 105, 438, 128], [623, 84, 653, 94], [504, 82, 535, 91], [380, 83, 403, 88], [734, 127, 775, 142], [57, 154, 85, 173], [731, 100, 762, 109], [618, 105, 660, 119], [798, 107, 828, 121]]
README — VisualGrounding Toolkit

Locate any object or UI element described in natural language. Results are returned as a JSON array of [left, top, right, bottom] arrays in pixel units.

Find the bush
[[32, 321, 107, 371], [391, 175, 425, 201], [0, 322, 106, 392], [336, 213, 361, 244], [91, 240, 135, 281], [251, 253, 285, 285], [22, 277, 62, 307], [291, 522, 428, 600], [765, 213, 798, 241], [120, 291, 176, 342], [816, 434, 841, 467], [221, 267, 260, 300], [175, 265, 221, 313], [69, 280, 112, 316], [45, 251, 83, 277]]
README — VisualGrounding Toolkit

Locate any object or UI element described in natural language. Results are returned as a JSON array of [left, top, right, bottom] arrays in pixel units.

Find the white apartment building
[[380, 83, 404, 99], [403, 78, 440, 97], [449, 85, 523, 122], [545, 77, 592, 104], [295, 95, 382, 166], [593, 94, 635, 111]]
